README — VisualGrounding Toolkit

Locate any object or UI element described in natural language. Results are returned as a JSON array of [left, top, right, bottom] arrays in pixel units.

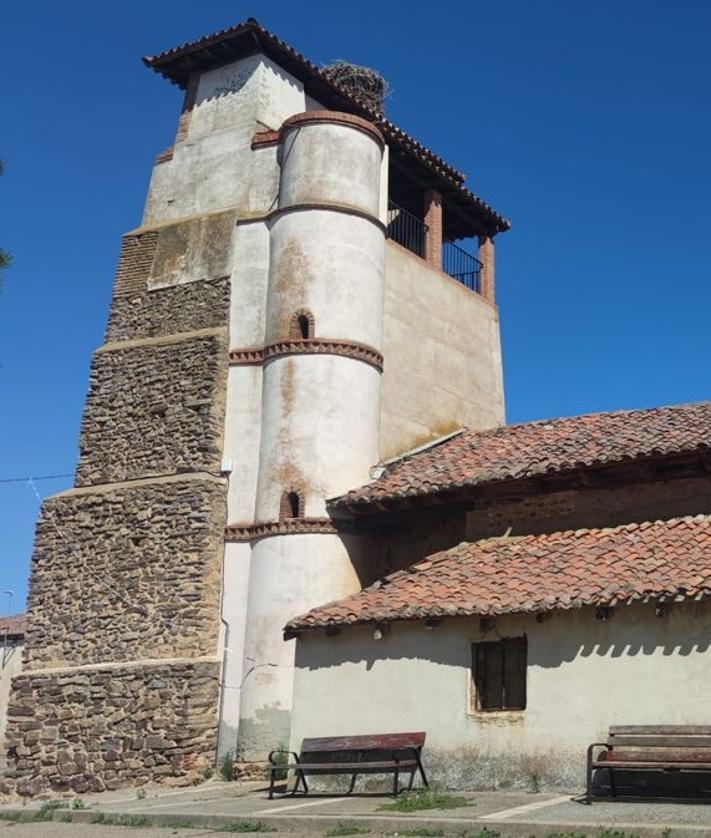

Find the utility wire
[[0, 473, 73, 484]]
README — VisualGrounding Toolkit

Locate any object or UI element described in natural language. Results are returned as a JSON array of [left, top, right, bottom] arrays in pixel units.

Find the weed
[[165, 818, 196, 829], [218, 821, 277, 832], [325, 823, 370, 837], [272, 743, 289, 781], [462, 830, 499, 838], [91, 813, 151, 827], [71, 797, 87, 810], [395, 829, 445, 837], [378, 789, 472, 812], [0, 811, 23, 822], [203, 764, 215, 780], [221, 749, 236, 781], [596, 832, 639, 838], [59, 813, 73, 823], [37, 800, 64, 820], [136, 786, 147, 799]]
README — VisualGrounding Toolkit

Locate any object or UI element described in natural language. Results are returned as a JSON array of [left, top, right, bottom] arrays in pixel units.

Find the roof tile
[[288, 515, 711, 630], [331, 402, 711, 510]]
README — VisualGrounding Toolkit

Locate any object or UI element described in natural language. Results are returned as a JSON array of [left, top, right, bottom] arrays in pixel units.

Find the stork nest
[[321, 60, 390, 115]]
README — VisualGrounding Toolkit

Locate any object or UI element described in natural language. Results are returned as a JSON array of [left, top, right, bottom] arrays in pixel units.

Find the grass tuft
[[394, 829, 445, 837], [378, 789, 472, 812], [325, 823, 370, 836], [218, 820, 277, 833], [90, 813, 151, 827]]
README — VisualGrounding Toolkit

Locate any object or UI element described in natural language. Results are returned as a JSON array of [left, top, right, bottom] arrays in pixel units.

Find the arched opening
[[280, 490, 302, 520], [289, 309, 315, 340]]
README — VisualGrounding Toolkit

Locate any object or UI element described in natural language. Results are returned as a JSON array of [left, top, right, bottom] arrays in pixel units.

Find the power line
[[0, 473, 73, 484]]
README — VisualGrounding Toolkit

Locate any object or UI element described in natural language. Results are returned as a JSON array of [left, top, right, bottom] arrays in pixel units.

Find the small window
[[280, 490, 302, 520], [472, 636, 527, 711], [289, 309, 315, 340]]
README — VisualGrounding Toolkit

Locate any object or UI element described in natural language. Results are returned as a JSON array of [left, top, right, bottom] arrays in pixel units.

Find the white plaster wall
[[217, 543, 251, 759], [380, 242, 505, 460], [292, 601, 711, 791], [238, 533, 363, 759], [279, 123, 382, 217], [0, 640, 23, 758], [255, 356, 381, 519], [143, 55, 318, 226], [266, 211, 385, 349]]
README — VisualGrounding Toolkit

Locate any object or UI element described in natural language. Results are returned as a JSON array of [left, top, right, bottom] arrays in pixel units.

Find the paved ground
[[5, 781, 711, 836]]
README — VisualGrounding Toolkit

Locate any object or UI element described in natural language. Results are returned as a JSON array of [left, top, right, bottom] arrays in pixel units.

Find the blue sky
[[2, 0, 710, 610]]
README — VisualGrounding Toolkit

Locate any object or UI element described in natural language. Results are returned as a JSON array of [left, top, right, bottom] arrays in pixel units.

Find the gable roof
[[330, 401, 711, 513], [287, 515, 711, 630], [143, 17, 510, 236], [0, 613, 27, 638]]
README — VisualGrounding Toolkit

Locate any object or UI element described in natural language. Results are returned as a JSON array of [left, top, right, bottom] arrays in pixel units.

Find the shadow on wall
[[195, 55, 301, 109], [297, 600, 711, 673]]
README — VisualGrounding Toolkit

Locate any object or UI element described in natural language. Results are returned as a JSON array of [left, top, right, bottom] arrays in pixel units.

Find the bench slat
[[301, 732, 425, 753], [607, 737, 711, 748], [282, 760, 417, 772], [594, 760, 711, 770], [600, 749, 711, 763], [610, 726, 711, 736]]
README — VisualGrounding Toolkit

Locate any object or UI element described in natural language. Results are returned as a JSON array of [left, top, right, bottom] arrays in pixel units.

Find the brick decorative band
[[281, 111, 385, 150], [241, 202, 386, 233], [229, 337, 383, 372], [225, 518, 339, 543], [251, 130, 280, 149], [155, 147, 174, 164]]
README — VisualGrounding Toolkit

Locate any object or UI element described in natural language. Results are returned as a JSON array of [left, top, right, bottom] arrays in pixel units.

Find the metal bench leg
[[347, 774, 358, 795], [393, 761, 400, 797], [415, 752, 429, 789], [609, 768, 617, 800], [407, 768, 415, 790], [269, 769, 275, 800]]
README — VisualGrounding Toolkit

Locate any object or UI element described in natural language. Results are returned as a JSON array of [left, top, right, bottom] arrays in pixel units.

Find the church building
[[4, 17, 711, 797]]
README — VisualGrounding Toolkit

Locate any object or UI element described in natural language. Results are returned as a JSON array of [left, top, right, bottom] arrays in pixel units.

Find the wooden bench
[[587, 726, 711, 803], [268, 732, 428, 799]]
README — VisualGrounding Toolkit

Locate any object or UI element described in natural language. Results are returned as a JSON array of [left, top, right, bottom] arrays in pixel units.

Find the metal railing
[[386, 201, 428, 258], [442, 239, 482, 293]]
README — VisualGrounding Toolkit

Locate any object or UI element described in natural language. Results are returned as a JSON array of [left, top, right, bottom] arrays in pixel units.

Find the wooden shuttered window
[[472, 636, 527, 711]]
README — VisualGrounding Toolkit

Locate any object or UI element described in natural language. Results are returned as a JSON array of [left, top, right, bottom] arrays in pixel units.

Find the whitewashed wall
[[292, 601, 711, 791]]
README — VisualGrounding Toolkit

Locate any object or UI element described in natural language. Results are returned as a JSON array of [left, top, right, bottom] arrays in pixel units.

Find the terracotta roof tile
[[288, 515, 711, 630], [331, 402, 711, 510], [0, 613, 27, 637]]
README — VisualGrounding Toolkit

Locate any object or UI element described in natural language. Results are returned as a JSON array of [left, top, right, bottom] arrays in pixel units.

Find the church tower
[[5, 19, 508, 793]]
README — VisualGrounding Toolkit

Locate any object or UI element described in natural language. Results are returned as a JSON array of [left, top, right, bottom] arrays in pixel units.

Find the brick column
[[424, 190, 443, 269], [174, 73, 200, 145], [478, 234, 496, 303]]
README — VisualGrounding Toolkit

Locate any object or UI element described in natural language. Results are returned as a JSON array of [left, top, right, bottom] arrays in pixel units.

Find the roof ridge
[[464, 399, 711, 441]]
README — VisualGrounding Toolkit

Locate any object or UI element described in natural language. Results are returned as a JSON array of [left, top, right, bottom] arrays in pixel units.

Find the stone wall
[[106, 276, 230, 342], [5, 660, 219, 796], [76, 333, 228, 486], [24, 475, 225, 671]]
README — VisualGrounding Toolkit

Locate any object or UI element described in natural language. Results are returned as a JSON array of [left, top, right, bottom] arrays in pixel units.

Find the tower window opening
[[290, 309, 315, 340], [280, 490, 303, 520]]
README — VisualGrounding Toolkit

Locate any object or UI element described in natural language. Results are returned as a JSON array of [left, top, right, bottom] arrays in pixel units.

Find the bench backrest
[[607, 726, 711, 763], [300, 732, 425, 763]]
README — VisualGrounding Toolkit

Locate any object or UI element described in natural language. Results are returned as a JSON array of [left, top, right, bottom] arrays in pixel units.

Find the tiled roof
[[0, 613, 27, 637], [331, 402, 711, 511], [287, 515, 711, 629], [143, 18, 510, 234]]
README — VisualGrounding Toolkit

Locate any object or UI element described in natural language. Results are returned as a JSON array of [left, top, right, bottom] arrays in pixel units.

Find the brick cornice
[[225, 518, 339, 543], [251, 130, 280, 149], [281, 111, 385, 150], [236, 202, 386, 234], [229, 337, 383, 372]]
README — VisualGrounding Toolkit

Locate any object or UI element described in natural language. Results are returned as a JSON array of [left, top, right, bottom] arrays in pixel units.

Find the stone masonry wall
[[76, 332, 227, 486], [24, 475, 225, 671], [5, 660, 219, 796], [106, 276, 230, 342]]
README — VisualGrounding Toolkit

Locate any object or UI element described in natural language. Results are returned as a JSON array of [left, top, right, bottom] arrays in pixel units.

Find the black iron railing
[[386, 201, 428, 258], [442, 239, 482, 293]]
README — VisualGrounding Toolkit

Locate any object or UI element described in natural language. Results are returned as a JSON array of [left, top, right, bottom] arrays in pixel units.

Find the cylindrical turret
[[236, 112, 386, 759]]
